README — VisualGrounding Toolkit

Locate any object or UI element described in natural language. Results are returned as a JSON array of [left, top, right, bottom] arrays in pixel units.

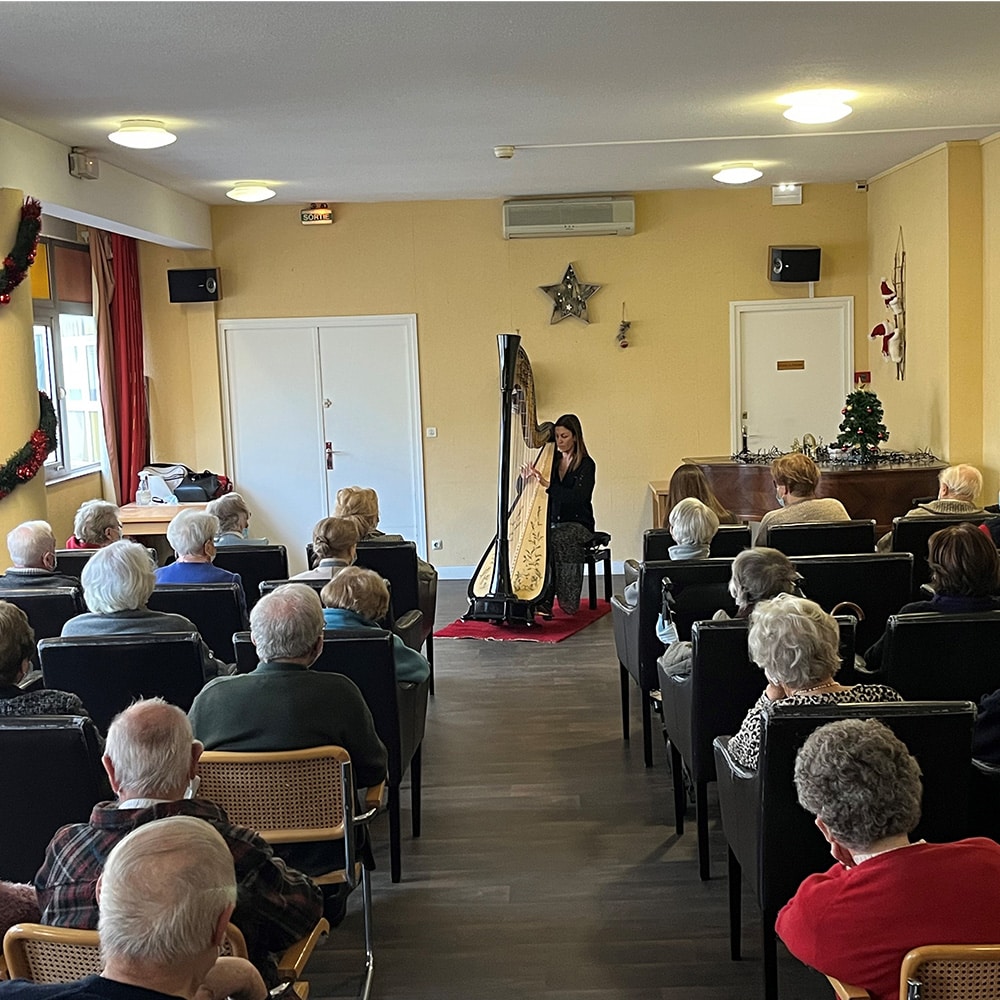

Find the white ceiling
[[4, 1, 1000, 206]]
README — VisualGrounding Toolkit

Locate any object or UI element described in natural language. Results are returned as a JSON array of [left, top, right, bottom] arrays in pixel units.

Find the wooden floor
[[310, 580, 828, 1000]]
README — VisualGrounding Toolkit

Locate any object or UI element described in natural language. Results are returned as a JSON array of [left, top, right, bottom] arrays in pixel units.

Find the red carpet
[[434, 600, 611, 642]]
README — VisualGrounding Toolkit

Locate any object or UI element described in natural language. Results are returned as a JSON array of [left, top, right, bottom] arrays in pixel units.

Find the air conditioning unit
[[502, 196, 635, 239]]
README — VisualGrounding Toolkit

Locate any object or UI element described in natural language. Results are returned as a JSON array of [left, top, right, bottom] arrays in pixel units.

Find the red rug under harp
[[434, 600, 611, 643]]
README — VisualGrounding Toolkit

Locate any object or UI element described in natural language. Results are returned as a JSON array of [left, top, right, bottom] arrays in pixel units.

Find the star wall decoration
[[539, 262, 601, 324]]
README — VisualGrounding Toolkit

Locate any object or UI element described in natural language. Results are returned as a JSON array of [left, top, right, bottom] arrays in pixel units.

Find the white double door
[[220, 315, 425, 576]]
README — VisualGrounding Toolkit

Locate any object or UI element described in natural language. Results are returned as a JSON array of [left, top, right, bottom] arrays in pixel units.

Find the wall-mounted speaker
[[769, 246, 821, 283], [167, 268, 221, 303]]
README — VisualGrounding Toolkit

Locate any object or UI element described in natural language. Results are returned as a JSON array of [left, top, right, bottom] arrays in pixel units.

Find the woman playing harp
[[466, 334, 555, 624]]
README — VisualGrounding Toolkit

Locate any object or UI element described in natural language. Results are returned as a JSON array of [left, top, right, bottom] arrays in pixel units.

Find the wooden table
[[650, 457, 946, 535], [119, 502, 208, 536]]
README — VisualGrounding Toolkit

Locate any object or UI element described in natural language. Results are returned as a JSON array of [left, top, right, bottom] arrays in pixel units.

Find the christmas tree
[[836, 386, 889, 460]]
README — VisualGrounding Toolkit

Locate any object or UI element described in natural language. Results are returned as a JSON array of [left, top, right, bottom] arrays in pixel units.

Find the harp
[[466, 333, 555, 624]]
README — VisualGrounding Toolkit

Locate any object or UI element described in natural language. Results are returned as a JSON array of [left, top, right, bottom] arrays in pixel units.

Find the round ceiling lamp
[[780, 89, 854, 125], [225, 182, 277, 203], [713, 163, 763, 185], [107, 119, 176, 149]]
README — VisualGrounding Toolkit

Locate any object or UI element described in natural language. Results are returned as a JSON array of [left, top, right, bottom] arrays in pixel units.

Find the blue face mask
[[775, 491, 786, 508], [241, 526, 250, 539]]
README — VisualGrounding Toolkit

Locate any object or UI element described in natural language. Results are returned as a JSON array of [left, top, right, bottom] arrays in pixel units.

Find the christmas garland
[[0, 392, 58, 500], [0, 197, 42, 305]]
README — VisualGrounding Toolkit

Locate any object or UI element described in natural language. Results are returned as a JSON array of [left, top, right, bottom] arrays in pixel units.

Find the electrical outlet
[[426, 427, 437, 438], [431, 539, 443, 550]]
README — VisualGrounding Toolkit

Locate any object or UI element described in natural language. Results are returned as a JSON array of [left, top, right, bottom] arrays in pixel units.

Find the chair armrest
[[623, 558, 640, 589], [418, 575, 437, 635], [276, 918, 331, 983], [363, 781, 387, 812], [394, 610, 424, 651], [825, 975, 871, 999]]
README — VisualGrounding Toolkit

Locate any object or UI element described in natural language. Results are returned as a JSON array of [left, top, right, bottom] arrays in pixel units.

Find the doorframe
[[217, 313, 427, 558], [729, 297, 854, 452]]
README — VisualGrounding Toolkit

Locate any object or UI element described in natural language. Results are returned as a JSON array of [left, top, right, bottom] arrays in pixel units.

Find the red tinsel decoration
[[0, 197, 42, 305]]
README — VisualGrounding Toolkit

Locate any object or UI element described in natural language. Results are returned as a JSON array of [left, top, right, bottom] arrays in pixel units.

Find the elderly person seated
[[155, 509, 248, 619], [65, 499, 123, 549], [61, 540, 233, 679], [657, 547, 804, 679], [292, 516, 359, 580], [865, 523, 1000, 672], [664, 463, 740, 525], [877, 462, 986, 550], [756, 453, 849, 543], [726, 594, 900, 770], [0, 600, 90, 717], [0, 520, 80, 589], [205, 492, 270, 546], [776, 718, 1000, 1000], [320, 567, 430, 684]]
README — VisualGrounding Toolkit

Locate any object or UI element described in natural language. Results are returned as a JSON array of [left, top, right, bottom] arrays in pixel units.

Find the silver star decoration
[[539, 263, 601, 324]]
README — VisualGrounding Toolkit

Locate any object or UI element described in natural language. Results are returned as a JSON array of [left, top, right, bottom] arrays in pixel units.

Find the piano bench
[[584, 532, 612, 609]]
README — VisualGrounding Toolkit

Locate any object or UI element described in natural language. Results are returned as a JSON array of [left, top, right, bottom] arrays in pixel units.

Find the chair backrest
[[636, 558, 736, 688], [717, 700, 975, 917], [0, 588, 86, 666], [899, 943, 1000, 999], [883, 612, 1000, 702], [53, 549, 96, 579], [38, 634, 206, 733], [197, 746, 356, 884], [790, 552, 914, 652], [891, 517, 987, 597], [147, 583, 245, 663], [212, 545, 289, 610], [0, 715, 108, 882], [643, 525, 751, 561], [355, 541, 420, 616], [764, 519, 877, 555]]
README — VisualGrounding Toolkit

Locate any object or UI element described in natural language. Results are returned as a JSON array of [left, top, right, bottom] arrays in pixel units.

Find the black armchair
[[890, 516, 987, 597], [234, 628, 429, 883], [643, 525, 751, 561], [147, 583, 247, 663], [713, 700, 975, 1000], [614, 558, 736, 767], [660, 616, 856, 881], [0, 585, 85, 647], [53, 549, 97, 579], [788, 552, 913, 653], [882, 611, 1000, 702], [213, 545, 289, 610], [0, 714, 110, 882], [764, 519, 876, 555], [38, 633, 207, 733]]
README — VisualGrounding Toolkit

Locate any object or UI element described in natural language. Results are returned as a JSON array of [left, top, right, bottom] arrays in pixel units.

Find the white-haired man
[[7, 816, 266, 1000], [0, 520, 80, 590], [35, 699, 322, 986], [189, 584, 387, 917]]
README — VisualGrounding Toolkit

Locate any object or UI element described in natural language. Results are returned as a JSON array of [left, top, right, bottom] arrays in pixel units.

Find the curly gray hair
[[793, 718, 922, 851], [81, 540, 156, 613], [747, 593, 840, 689], [166, 509, 220, 557], [205, 493, 250, 534], [73, 500, 121, 546], [668, 497, 719, 547]]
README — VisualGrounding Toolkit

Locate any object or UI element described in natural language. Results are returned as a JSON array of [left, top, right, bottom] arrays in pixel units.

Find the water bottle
[[136, 473, 152, 507]]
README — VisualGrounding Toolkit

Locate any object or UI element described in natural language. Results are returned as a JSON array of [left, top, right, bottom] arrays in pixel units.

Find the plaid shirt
[[35, 798, 323, 984]]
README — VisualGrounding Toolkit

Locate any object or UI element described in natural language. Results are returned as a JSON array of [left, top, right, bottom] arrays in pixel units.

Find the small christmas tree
[[836, 386, 889, 461]]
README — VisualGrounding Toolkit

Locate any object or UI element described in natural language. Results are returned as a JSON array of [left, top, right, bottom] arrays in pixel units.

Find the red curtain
[[105, 234, 148, 502]]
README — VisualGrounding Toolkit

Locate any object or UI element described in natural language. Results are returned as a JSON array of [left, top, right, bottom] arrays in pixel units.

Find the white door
[[731, 298, 854, 453], [220, 316, 425, 575]]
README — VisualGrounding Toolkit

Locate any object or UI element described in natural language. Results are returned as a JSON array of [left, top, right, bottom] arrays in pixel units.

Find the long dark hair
[[554, 413, 588, 472], [665, 464, 733, 525]]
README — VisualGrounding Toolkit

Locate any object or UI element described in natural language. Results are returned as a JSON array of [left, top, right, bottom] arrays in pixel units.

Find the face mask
[[775, 491, 786, 508], [241, 526, 250, 539]]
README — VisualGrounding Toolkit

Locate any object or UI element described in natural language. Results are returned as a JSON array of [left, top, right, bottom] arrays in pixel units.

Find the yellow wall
[[46, 471, 103, 546], [140, 184, 867, 565], [982, 135, 1000, 505]]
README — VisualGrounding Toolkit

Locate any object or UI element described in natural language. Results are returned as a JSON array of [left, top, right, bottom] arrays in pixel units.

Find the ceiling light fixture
[[779, 90, 854, 125], [713, 163, 763, 185], [225, 182, 277, 203], [107, 119, 176, 149]]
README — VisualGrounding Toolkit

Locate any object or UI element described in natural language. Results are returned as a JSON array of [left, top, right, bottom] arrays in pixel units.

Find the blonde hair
[[770, 454, 820, 497], [312, 516, 360, 561], [333, 487, 380, 537], [205, 493, 250, 533], [321, 566, 390, 622]]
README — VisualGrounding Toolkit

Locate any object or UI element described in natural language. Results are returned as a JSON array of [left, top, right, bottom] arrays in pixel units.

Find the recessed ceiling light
[[226, 182, 277, 203], [107, 119, 176, 149], [713, 163, 763, 185], [779, 89, 855, 125]]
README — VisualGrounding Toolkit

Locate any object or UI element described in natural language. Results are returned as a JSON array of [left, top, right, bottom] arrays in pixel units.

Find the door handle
[[325, 442, 333, 470]]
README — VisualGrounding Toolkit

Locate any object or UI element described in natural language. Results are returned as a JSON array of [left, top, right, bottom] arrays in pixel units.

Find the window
[[31, 239, 102, 476]]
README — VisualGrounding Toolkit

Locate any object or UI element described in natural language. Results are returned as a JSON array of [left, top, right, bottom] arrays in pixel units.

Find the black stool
[[583, 531, 612, 609]]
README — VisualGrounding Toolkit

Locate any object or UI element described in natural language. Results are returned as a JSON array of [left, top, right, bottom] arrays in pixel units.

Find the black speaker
[[167, 268, 221, 303], [769, 246, 821, 283]]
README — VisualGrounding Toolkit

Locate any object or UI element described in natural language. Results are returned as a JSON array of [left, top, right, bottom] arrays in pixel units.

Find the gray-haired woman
[[726, 594, 900, 770], [205, 493, 269, 546]]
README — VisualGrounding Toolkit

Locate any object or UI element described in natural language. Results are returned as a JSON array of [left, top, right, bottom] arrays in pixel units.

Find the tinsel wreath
[[0, 392, 58, 500], [0, 197, 43, 305]]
